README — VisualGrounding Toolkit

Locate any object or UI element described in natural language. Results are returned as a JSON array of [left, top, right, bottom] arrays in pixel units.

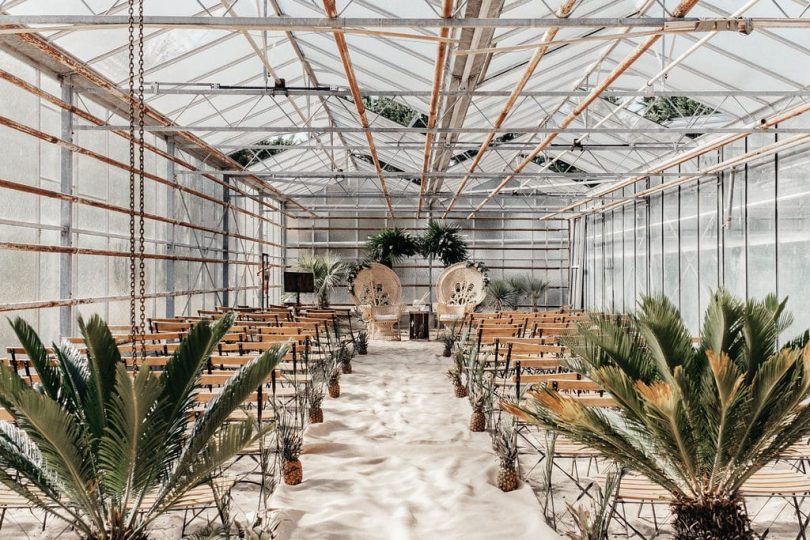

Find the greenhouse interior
[[0, 1, 809, 539]]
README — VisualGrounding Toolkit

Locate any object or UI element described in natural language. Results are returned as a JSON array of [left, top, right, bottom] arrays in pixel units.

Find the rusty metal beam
[[0, 114, 280, 228], [416, 0, 454, 217], [0, 68, 283, 216], [323, 0, 395, 218], [467, 0, 701, 218], [0, 29, 315, 216], [443, 0, 579, 217]]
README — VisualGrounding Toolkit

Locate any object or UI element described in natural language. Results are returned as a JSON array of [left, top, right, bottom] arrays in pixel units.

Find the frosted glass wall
[[0, 50, 280, 350], [285, 211, 570, 310], [575, 123, 810, 338]]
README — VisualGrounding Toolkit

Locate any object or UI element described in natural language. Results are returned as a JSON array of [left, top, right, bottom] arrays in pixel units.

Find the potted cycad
[[505, 291, 810, 539], [0, 314, 285, 539]]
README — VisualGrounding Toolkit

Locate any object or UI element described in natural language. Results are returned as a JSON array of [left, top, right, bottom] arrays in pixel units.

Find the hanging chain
[[136, 0, 146, 360], [127, 0, 146, 360], [127, 0, 137, 356]]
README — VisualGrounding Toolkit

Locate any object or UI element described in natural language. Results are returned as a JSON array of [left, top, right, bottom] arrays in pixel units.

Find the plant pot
[[282, 458, 303, 485], [454, 384, 468, 398], [442, 347, 452, 357], [328, 382, 341, 399], [308, 407, 323, 424], [357, 348, 368, 356], [341, 362, 352, 375]]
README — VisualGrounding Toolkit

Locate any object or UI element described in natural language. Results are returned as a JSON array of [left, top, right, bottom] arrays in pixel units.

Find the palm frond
[[78, 314, 122, 441], [365, 227, 419, 267], [9, 318, 61, 401]]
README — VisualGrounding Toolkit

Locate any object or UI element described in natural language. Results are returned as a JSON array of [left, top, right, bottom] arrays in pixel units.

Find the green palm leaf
[[10, 317, 61, 402]]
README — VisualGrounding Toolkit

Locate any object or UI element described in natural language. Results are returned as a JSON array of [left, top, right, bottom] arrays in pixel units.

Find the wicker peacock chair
[[434, 262, 487, 330], [351, 263, 403, 341]]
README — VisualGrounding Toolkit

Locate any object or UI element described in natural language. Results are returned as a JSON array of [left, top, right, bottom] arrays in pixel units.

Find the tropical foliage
[[526, 277, 549, 311], [485, 279, 519, 311], [365, 227, 420, 268], [504, 291, 810, 539], [642, 96, 713, 124], [419, 221, 468, 267], [0, 314, 285, 540], [296, 252, 348, 308]]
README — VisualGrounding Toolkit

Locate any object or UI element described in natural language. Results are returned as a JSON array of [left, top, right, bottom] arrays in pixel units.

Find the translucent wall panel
[[0, 52, 280, 350], [286, 211, 571, 310], [776, 143, 810, 338], [575, 135, 810, 337]]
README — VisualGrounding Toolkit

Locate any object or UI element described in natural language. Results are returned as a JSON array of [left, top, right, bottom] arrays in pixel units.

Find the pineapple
[[470, 402, 487, 432], [305, 365, 327, 425], [496, 459, 519, 492], [493, 418, 520, 492], [282, 458, 303, 486], [328, 370, 341, 399], [439, 332, 455, 357], [308, 394, 324, 424], [278, 410, 304, 486], [335, 343, 352, 374], [446, 369, 467, 398], [355, 330, 369, 355]]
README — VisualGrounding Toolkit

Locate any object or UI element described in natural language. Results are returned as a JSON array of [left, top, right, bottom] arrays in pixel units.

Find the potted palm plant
[[419, 220, 468, 266], [485, 279, 518, 311], [504, 291, 810, 539], [526, 277, 549, 311], [0, 314, 285, 539], [296, 252, 347, 308], [365, 227, 419, 268]]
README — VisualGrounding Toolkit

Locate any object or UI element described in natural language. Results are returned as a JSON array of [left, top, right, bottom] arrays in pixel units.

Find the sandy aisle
[[271, 340, 558, 540]]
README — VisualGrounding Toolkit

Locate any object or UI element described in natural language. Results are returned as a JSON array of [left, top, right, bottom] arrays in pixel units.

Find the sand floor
[[270, 339, 557, 539], [3, 338, 806, 538]]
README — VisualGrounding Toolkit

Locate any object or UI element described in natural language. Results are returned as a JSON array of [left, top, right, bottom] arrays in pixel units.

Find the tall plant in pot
[[526, 277, 549, 311], [365, 227, 419, 268], [419, 220, 468, 267], [296, 252, 347, 308], [504, 291, 810, 539]]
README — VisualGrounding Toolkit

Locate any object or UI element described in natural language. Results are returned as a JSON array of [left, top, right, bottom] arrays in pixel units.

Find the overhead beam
[[417, 0, 454, 216], [428, 0, 505, 197], [443, 0, 579, 217], [71, 124, 802, 135], [0, 28, 316, 216], [176, 170, 701, 179], [95, 86, 810, 98], [0, 15, 792, 30], [322, 0, 395, 217], [541, 98, 810, 220], [467, 0, 702, 217], [268, 0, 360, 174]]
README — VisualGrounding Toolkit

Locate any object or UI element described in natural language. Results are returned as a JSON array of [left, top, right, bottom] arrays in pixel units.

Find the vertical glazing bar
[[165, 137, 176, 317], [222, 175, 230, 307], [59, 79, 74, 337]]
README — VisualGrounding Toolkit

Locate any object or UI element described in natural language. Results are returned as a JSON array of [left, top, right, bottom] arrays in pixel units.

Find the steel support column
[[222, 175, 231, 308], [165, 138, 176, 317], [59, 79, 73, 337]]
